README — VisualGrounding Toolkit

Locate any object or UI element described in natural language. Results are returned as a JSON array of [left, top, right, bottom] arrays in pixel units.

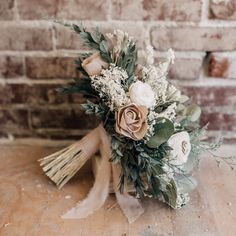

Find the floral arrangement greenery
[[39, 21, 235, 223]]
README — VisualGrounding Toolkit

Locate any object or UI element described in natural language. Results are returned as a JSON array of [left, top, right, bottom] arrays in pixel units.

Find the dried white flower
[[167, 48, 175, 65], [91, 65, 129, 110], [166, 84, 181, 102], [175, 192, 190, 209], [145, 45, 154, 65], [141, 65, 168, 104], [106, 29, 134, 63]]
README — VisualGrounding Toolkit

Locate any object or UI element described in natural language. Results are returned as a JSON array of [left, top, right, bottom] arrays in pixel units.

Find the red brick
[[208, 53, 236, 79], [18, 0, 57, 20], [0, 56, 24, 78], [0, 84, 69, 105], [182, 86, 236, 106], [201, 112, 236, 131], [112, 0, 202, 21], [28, 84, 70, 105], [57, 0, 108, 20], [210, 0, 236, 20], [0, 24, 52, 51], [26, 56, 77, 79], [0, 109, 30, 137], [30, 108, 98, 129], [0, 0, 14, 20], [168, 57, 203, 80], [151, 27, 236, 51], [0, 84, 28, 104], [18, 0, 108, 20]]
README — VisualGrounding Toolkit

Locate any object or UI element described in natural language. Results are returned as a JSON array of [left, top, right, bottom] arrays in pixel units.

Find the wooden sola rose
[[39, 21, 236, 223]]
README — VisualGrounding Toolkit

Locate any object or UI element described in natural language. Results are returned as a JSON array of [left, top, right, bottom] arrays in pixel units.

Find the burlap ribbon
[[62, 124, 144, 223]]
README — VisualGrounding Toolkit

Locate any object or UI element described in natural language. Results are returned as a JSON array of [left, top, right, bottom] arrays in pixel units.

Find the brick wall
[[0, 0, 236, 142]]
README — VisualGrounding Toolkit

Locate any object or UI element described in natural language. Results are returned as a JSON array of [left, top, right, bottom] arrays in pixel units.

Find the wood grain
[[0, 144, 235, 236]]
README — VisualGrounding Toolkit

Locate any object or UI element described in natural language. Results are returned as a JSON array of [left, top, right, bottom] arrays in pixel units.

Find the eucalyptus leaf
[[99, 40, 108, 53], [146, 118, 174, 148], [179, 95, 189, 103], [162, 180, 178, 209], [177, 104, 186, 112], [184, 104, 201, 122], [111, 138, 119, 150]]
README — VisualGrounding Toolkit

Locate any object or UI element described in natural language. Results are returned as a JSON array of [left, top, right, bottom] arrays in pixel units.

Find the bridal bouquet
[[39, 22, 235, 223]]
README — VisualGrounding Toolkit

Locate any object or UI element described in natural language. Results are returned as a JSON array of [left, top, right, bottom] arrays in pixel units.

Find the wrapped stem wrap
[[40, 124, 144, 223]]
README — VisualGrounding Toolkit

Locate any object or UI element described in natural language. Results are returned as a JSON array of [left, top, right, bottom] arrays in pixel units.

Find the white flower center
[[181, 141, 188, 155]]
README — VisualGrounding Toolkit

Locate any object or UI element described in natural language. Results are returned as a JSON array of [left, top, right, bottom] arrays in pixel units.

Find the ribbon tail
[[62, 125, 111, 219], [112, 164, 144, 224]]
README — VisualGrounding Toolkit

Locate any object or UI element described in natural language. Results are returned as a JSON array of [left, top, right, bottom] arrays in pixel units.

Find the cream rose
[[129, 81, 155, 108], [115, 103, 148, 141], [168, 131, 191, 166], [82, 52, 109, 76]]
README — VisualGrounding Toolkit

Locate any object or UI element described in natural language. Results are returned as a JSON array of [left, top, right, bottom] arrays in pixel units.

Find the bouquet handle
[[39, 124, 144, 223]]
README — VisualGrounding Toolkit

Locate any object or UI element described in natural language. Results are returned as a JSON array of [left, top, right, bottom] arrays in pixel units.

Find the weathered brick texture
[[208, 53, 236, 79], [0, 24, 52, 51], [183, 86, 236, 107], [18, 0, 58, 20], [151, 27, 236, 51], [18, 0, 108, 20], [200, 112, 236, 131], [30, 108, 98, 129], [169, 57, 203, 80], [0, 56, 24, 78], [210, 0, 236, 20], [25, 56, 77, 79], [0, 109, 30, 137], [0, 84, 70, 105], [0, 0, 15, 20], [0, 0, 235, 141], [111, 0, 202, 21]]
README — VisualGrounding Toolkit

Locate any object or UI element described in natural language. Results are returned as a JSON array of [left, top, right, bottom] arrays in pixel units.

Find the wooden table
[[0, 142, 235, 236]]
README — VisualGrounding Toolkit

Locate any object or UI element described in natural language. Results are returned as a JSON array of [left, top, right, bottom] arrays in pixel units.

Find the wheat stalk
[[39, 127, 101, 189], [39, 141, 91, 189]]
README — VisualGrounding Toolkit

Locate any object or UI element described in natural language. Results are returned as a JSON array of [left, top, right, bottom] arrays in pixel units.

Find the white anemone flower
[[129, 81, 156, 108]]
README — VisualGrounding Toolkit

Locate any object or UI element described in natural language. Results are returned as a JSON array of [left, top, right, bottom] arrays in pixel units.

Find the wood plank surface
[[0, 144, 235, 236]]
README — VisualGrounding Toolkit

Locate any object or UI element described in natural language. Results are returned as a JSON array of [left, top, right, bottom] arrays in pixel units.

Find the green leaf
[[179, 95, 189, 103], [99, 40, 108, 53], [149, 175, 161, 197], [146, 118, 175, 148], [162, 180, 178, 208], [81, 100, 106, 118], [184, 104, 201, 122], [91, 28, 102, 43], [57, 78, 99, 98], [111, 138, 119, 150]]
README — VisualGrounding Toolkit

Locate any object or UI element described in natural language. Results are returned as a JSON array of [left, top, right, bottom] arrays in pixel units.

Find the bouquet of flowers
[[39, 22, 235, 223]]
